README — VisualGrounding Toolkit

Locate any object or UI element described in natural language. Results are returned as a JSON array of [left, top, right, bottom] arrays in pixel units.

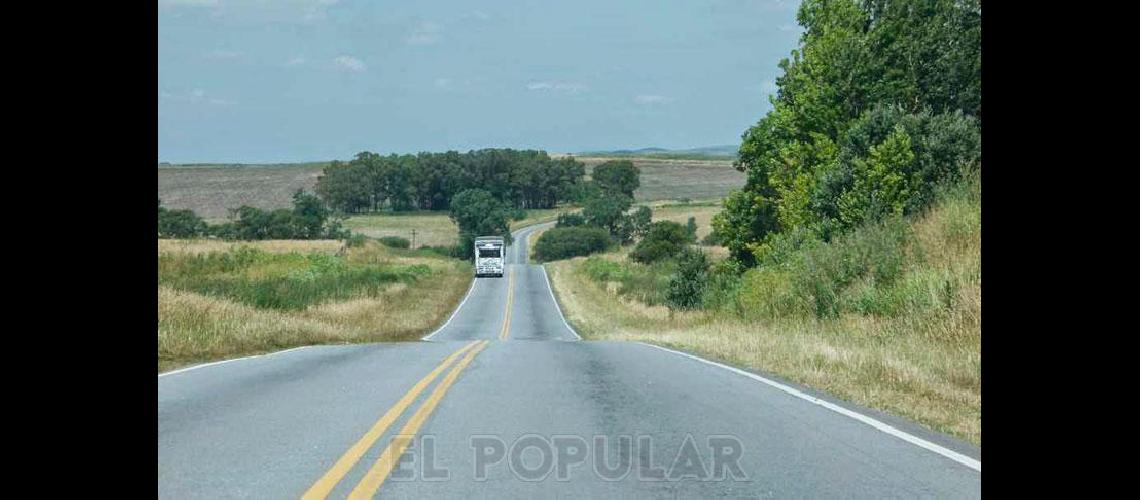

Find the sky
[[158, 0, 803, 163]]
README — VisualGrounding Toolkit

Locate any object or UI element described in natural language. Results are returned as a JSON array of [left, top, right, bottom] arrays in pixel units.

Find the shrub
[[534, 226, 612, 262], [377, 236, 410, 249], [158, 208, 208, 238], [629, 221, 694, 264], [666, 248, 709, 310], [556, 212, 586, 227], [345, 234, 369, 248], [700, 230, 722, 246]]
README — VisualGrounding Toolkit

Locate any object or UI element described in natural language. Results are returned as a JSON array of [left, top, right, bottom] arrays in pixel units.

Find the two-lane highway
[[158, 222, 981, 498]]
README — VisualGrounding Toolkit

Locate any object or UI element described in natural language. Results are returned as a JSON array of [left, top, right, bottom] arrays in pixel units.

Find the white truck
[[474, 236, 505, 277]]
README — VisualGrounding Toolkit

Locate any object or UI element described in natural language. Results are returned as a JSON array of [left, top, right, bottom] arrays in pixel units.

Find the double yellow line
[[499, 268, 515, 341], [303, 268, 516, 498], [302, 340, 489, 499]]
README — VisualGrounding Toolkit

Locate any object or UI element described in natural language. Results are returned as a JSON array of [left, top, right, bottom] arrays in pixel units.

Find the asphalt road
[[158, 223, 981, 498]]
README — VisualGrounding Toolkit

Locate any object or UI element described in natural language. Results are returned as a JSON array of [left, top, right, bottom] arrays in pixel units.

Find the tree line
[[158, 191, 348, 240], [712, 0, 981, 267], [315, 149, 586, 214]]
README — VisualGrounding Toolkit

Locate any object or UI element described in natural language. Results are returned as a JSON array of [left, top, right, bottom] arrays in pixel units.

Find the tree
[[592, 160, 640, 198], [449, 189, 513, 259], [158, 201, 207, 239], [716, 0, 980, 267], [582, 193, 633, 235], [291, 189, 330, 239], [685, 217, 698, 240], [629, 221, 694, 264], [666, 248, 709, 310], [837, 125, 914, 227], [533, 226, 612, 262]]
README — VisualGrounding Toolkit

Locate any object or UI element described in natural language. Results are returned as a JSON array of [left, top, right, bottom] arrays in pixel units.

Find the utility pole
[[411, 229, 416, 249]]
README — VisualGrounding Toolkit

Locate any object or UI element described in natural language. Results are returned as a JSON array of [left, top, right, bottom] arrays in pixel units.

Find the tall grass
[[158, 241, 472, 371], [158, 247, 432, 310], [547, 174, 981, 444]]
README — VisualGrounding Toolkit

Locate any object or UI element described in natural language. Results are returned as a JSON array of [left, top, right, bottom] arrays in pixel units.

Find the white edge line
[[540, 265, 582, 341], [158, 345, 312, 378], [421, 275, 479, 341], [638, 342, 981, 472]]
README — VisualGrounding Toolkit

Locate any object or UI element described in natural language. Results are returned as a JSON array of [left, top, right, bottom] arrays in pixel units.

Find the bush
[[685, 217, 698, 239], [158, 208, 208, 238], [533, 226, 612, 262], [700, 230, 722, 246], [345, 234, 369, 248], [377, 236, 410, 249], [629, 221, 694, 264], [556, 212, 586, 227], [666, 248, 709, 310], [580, 256, 674, 306]]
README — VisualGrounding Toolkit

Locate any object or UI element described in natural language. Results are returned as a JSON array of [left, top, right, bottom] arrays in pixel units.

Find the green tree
[[449, 189, 513, 259], [837, 125, 915, 227], [158, 203, 207, 238], [716, 0, 980, 267], [592, 160, 640, 198], [291, 189, 330, 239], [582, 193, 633, 235], [630, 221, 695, 264], [666, 248, 710, 310]]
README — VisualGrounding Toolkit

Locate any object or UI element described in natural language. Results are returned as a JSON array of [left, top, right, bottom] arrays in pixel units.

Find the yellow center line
[[348, 340, 491, 499], [301, 340, 481, 500], [498, 268, 515, 341]]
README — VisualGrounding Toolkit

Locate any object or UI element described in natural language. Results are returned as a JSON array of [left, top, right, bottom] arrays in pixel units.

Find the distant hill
[[576, 145, 738, 160]]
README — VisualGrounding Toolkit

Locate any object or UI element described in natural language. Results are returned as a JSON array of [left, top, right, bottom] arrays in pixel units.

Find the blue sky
[[158, 0, 802, 163]]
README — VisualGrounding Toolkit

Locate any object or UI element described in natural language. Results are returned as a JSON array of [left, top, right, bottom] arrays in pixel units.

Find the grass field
[[158, 240, 471, 372], [158, 164, 328, 220], [343, 212, 459, 248], [575, 156, 744, 202], [157, 157, 744, 219], [544, 180, 981, 445]]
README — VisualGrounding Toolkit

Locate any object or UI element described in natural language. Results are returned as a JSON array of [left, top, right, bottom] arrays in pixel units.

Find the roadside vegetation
[[546, 175, 980, 444], [158, 240, 471, 372], [542, 0, 981, 444]]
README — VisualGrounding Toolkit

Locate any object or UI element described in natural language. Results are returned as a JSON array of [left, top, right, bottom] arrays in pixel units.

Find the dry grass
[[641, 201, 723, 240], [158, 157, 743, 219], [575, 156, 745, 202], [343, 212, 459, 247], [158, 164, 325, 219], [543, 192, 981, 445], [158, 241, 471, 372]]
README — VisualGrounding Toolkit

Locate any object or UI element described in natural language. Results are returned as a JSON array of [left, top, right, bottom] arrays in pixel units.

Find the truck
[[473, 236, 505, 277]]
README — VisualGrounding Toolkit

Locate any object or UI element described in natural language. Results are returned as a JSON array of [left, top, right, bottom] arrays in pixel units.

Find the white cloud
[[634, 94, 673, 105], [472, 10, 490, 20], [406, 22, 442, 46], [434, 77, 452, 89], [527, 81, 588, 94], [191, 88, 206, 98], [334, 55, 366, 72], [285, 55, 307, 67]]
